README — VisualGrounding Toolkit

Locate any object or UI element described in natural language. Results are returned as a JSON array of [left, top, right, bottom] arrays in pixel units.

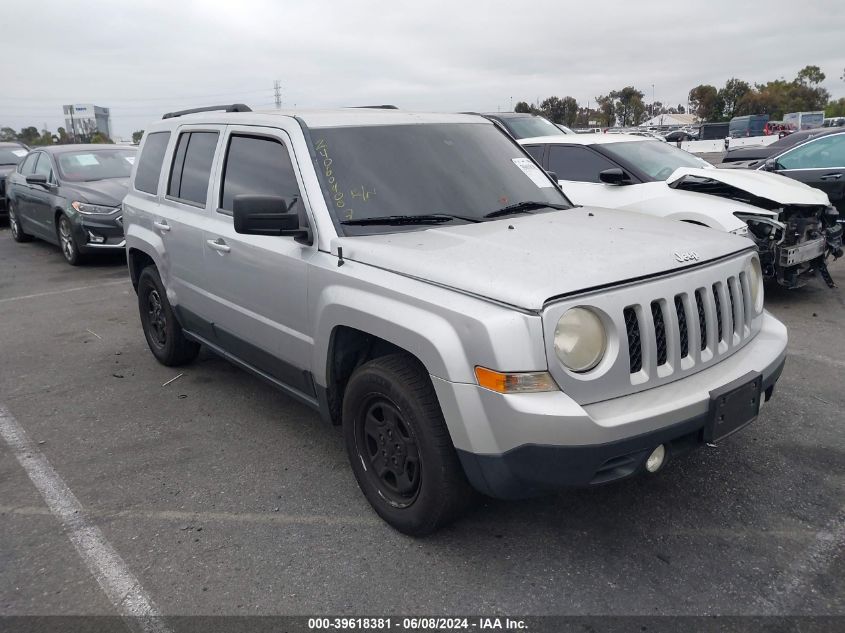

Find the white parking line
[[0, 404, 171, 633], [0, 279, 129, 304]]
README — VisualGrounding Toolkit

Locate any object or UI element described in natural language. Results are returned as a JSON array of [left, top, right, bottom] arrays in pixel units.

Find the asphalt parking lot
[[1, 224, 843, 624]]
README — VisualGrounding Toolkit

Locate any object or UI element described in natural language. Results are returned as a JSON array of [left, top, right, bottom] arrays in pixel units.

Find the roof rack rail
[[349, 105, 399, 109], [162, 103, 252, 120]]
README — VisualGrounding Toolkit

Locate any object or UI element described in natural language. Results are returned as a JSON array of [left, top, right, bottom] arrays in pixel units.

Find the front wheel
[[342, 354, 473, 536], [57, 214, 84, 265], [137, 266, 200, 366], [8, 202, 33, 242]]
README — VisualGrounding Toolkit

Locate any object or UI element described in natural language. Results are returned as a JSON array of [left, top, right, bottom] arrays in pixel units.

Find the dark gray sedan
[[5, 144, 136, 264]]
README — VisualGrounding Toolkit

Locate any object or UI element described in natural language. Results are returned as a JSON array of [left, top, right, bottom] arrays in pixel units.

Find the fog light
[[645, 445, 666, 473], [87, 231, 105, 244]]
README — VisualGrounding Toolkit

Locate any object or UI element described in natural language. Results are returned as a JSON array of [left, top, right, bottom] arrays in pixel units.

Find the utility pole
[[274, 80, 282, 109]]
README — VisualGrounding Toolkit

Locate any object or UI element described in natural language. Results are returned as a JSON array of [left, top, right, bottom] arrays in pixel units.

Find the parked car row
[[8, 103, 841, 535], [5, 145, 137, 263]]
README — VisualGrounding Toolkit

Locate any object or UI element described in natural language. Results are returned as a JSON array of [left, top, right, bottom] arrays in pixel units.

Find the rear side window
[[548, 145, 618, 183], [134, 132, 171, 194], [219, 135, 303, 214], [168, 131, 219, 205], [20, 153, 38, 175]]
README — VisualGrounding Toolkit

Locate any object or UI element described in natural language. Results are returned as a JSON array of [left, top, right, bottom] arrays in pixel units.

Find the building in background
[[62, 104, 111, 141]]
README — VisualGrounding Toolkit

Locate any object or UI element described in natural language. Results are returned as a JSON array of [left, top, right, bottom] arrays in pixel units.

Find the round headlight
[[554, 308, 607, 372], [747, 257, 764, 314]]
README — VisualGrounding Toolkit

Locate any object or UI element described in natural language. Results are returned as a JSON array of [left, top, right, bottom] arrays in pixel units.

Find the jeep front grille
[[624, 273, 753, 377]]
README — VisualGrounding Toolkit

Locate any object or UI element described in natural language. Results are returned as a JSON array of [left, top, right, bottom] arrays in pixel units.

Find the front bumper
[[72, 213, 126, 252], [432, 311, 787, 498]]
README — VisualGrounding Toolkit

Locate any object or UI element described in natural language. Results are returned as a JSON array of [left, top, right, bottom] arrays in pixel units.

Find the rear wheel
[[8, 202, 33, 242], [342, 354, 473, 535], [137, 266, 200, 366]]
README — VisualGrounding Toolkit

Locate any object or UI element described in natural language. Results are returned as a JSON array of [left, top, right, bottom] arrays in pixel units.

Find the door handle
[[153, 220, 171, 231], [206, 238, 231, 253], [820, 173, 842, 181]]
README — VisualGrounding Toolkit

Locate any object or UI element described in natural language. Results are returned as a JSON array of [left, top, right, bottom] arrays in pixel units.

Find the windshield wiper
[[341, 214, 479, 226], [483, 201, 570, 219]]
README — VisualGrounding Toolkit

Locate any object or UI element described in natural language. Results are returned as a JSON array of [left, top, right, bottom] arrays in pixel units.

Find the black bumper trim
[[458, 357, 786, 499]]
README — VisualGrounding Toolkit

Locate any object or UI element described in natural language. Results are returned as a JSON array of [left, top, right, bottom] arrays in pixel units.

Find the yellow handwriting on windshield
[[315, 138, 346, 210]]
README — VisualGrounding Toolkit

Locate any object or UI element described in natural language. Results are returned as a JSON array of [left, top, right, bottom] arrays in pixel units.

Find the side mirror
[[598, 168, 631, 185], [26, 174, 48, 186], [546, 171, 558, 182], [232, 195, 308, 240], [763, 158, 779, 172]]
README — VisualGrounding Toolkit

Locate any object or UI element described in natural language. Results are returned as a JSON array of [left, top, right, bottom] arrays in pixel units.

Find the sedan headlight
[[554, 307, 607, 372], [747, 257, 764, 314], [71, 201, 118, 215]]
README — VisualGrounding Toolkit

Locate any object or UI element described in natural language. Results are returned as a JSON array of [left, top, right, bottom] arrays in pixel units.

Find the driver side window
[[779, 135, 845, 170], [34, 153, 54, 183], [19, 153, 38, 175]]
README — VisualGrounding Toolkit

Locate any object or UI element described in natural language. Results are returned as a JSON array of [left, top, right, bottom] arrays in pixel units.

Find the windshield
[[56, 149, 137, 182], [600, 140, 711, 181], [0, 148, 27, 165], [311, 122, 571, 235], [501, 116, 567, 140]]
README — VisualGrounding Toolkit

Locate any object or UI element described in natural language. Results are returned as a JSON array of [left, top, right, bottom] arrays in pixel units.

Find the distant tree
[[18, 126, 41, 145], [825, 98, 845, 118], [0, 126, 17, 142], [514, 101, 532, 113], [688, 84, 720, 121], [56, 127, 72, 144], [676, 104, 686, 114], [132, 130, 144, 144], [795, 65, 825, 86], [539, 96, 578, 127], [89, 132, 113, 144], [717, 78, 751, 120], [595, 94, 615, 127], [612, 86, 646, 126]]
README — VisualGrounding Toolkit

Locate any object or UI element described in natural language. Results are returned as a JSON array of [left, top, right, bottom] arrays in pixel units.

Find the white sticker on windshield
[[511, 157, 553, 188], [74, 154, 100, 166], [12, 149, 27, 157], [124, 155, 135, 164]]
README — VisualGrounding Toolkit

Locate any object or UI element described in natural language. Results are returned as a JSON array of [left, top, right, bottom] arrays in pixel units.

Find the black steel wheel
[[137, 266, 200, 366], [342, 354, 473, 535], [355, 395, 422, 508]]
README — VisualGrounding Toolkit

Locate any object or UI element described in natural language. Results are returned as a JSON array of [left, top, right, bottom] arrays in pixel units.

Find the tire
[[137, 266, 200, 366], [8, 202, 33, 243], [56, 213, 85, 265], [342, 354, 473, 535]]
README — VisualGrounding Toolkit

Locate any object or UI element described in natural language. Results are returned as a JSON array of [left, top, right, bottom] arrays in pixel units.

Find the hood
[[334, 208, 752, 310], [63, 177, 130, 206], [722, 145, 777, 163], [666, 167, 830, 208]]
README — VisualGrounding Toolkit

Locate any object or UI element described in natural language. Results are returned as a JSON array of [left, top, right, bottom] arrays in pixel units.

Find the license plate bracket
[[705, 374, 762, 443]]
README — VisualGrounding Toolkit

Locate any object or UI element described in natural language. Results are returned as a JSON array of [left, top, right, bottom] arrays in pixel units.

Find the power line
[[274, 80, 282, 109]]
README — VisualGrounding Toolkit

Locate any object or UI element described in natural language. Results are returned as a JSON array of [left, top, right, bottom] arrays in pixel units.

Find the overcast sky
[[2, 0, 844, 138]]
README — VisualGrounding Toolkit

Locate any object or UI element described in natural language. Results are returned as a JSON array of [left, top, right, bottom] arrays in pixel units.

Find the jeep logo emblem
[[674, 251, 699, 263]]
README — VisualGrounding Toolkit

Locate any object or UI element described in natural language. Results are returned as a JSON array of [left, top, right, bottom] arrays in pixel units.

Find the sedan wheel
[[57, 215, 83, 265], [8, 203, 33, 243]]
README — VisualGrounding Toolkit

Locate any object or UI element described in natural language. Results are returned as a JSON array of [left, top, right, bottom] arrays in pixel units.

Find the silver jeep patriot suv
[[123, 105, 788, 535]]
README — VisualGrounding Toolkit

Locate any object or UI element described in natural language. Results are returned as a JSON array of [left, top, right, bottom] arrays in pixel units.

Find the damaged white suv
[[123, 106, 788, 535]]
